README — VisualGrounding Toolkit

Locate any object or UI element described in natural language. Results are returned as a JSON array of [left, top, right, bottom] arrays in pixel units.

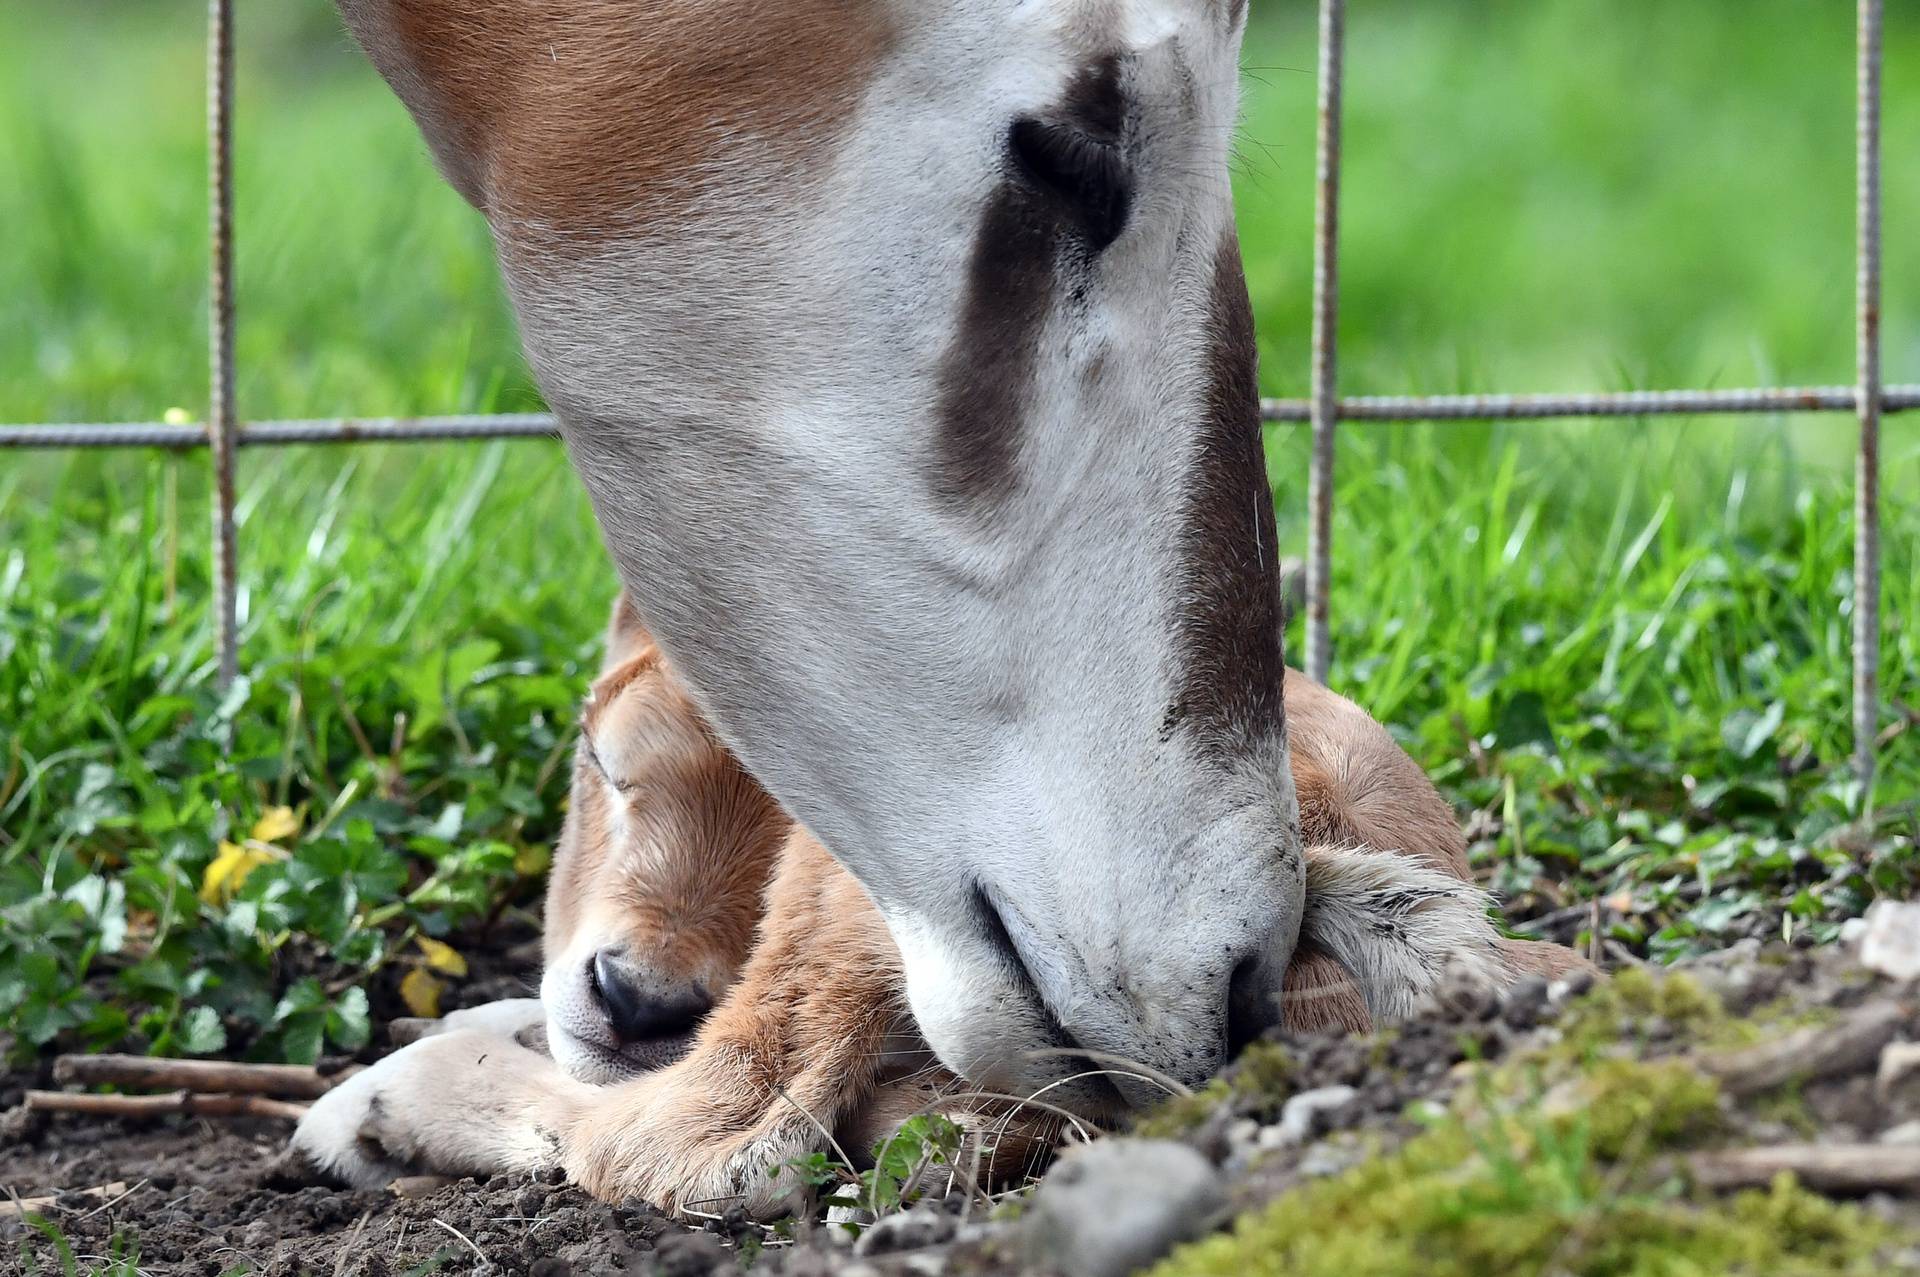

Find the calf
[[292, 596, 1588, 1212]]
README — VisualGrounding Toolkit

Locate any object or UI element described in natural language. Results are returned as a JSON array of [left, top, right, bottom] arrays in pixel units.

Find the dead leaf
[[251, 806, 300, 844], [415, 936, 468, 978], [200, 841, 286, 905], [400, 968, 444, 1019]]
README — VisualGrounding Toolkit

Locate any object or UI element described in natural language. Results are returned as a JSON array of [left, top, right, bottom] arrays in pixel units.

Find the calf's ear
[[1295, 846, 1509, 1023]]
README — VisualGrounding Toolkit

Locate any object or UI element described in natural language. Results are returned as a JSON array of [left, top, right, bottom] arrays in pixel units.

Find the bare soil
[[7, 937, 1918, 1277]]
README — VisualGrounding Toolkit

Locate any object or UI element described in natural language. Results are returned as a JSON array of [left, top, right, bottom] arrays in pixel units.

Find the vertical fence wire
[[207, 0, 239, 690], [1304, 0, 1346, 686], [1854, 0, 1885, 790]]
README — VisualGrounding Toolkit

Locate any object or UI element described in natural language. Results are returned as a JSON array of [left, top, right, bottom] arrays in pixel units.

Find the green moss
[[1151, 1115, 1898, 1277], [1152, 1017, 1902, 1277], [1580, 1057, 1724, 1162], [1555, 969, 1730, 1060], [1135, 1043, 1296, 1139]]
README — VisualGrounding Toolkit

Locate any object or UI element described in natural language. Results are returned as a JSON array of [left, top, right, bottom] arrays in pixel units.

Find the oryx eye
[[1009, 116, 1133, 253]]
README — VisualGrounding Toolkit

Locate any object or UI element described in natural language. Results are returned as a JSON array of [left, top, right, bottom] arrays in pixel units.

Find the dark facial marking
[[1169, 235, 1287, 759], [932, 58, 1134, 510], [931, 187, 1059, 508]]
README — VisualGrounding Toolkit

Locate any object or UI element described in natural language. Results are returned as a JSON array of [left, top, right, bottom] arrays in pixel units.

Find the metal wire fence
[[0, 0, 1902, 785]]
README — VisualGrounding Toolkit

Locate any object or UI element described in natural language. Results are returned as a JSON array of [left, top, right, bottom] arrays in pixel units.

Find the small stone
[[1877, 1041, 1920, 1110], [1550, 968, 1597, 1004], [651, 1230, 729, 1277], [1880, 1120, 1920, 1146], [1501, 977, 1551, 1029], [1026, 1139, 1226, 1277], [1277, 1086, 1359, 1145], [1297, 1139, 1366, 1179], [856, 1207, 956, 1256], [530, 1261, 573, 1277], [1861, 901, 1920, 982]]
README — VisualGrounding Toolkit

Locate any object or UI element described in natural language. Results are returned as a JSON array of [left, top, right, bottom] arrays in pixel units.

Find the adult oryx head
[[338, 0, 1296, 1105]]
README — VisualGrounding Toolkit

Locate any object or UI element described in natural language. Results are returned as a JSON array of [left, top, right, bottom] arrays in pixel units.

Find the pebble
[[1879, 1120, 1920, 1146], [856, 1207, 956, 1256], [1860, 901, 1920, 982], [1276, 1086, 1360, 1146], [1501, 976, 1552, 1029], [1877, 1041, 1920, 1110], [1297, 1139, 1367, 1179], [651, 1230, 730, 1277], [1026, 1139, 1226, 1277]]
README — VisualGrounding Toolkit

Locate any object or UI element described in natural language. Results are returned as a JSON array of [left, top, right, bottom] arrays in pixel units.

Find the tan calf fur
[[531, 597, 1590, 1207], [294, 593, 1590, 1211]]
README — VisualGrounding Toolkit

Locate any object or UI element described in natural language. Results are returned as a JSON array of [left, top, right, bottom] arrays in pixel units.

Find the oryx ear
[[336, 0, 499, 209], [1296, 846, 1509, 1023]]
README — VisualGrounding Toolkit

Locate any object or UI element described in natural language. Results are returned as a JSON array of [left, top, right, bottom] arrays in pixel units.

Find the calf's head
[[340, 0, 1298, 1102], [541, 598, 786, 1084]]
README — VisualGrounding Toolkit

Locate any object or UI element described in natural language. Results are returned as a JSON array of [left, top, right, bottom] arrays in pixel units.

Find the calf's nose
[[589, 948, 713, 1045]]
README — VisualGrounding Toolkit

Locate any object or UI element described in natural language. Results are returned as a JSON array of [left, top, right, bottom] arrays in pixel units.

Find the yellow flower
[[199, 840, 286, 905], [251, 806, 300, 844], [415, 935, 469, 978]]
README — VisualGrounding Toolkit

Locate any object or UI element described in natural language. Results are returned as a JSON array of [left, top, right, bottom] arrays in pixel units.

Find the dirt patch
[[8, 938, 1920, 1276], [0, 1102, 690, 1275]]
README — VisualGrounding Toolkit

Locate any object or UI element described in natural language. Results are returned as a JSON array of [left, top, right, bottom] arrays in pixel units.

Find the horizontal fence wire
[[1264, 384, 1920, 422], [5, 387, 1918, 451], [0, 415, 562, 449]]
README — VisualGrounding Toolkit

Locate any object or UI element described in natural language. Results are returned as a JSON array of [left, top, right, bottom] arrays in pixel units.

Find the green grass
[[2, 0, 1917, 1063]]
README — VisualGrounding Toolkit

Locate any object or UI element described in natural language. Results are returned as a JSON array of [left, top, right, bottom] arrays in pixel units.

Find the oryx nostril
[[588, 949, 713, 1045], [1226, 953, 1285, 1058]]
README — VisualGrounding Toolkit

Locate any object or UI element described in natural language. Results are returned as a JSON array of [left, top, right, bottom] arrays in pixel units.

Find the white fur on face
[[500, 1, 1287, 1096]]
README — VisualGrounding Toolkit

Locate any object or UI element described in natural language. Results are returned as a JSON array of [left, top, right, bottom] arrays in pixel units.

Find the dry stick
[[0, 1182, 131, 1221], [1693, 1003, 1903, 1099], [24, 1090, 310, 1121], [73, 1179, 148, 1223], [53, 1053, 349, 1099], [1690, 1144, 1920, 1195], [432, 1217, 491, 1268]]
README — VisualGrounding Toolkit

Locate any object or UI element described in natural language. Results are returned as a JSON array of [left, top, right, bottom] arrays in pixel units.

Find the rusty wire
[[1854, 0, 1885, 787], [7, 388, 1920, 452], [1303, 0, 1346, 687], [207, 0, 239, 689], [0, 415, 561, 450]]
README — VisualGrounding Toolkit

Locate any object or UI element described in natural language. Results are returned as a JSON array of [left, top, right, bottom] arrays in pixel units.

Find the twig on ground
[[0, 1182, 131, 1220], [74, 1179, 148, 1222], [24, 1090, 311, 1121], [53, 1053, 351, 1099], [1694, 1003, 1903, 1099], [1689, 1144, 1920, 1195], [432, 1216, 491, 1268], [333, 1211, 373, 1277]]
